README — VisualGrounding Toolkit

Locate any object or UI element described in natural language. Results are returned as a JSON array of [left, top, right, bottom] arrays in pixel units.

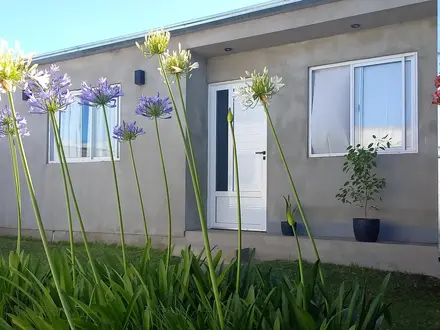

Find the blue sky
[[2, 0, 268, 55]]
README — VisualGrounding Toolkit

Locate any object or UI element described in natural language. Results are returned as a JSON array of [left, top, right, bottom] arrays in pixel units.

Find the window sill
[[309, 149, 418, 158], [48, 157, 120, 164]]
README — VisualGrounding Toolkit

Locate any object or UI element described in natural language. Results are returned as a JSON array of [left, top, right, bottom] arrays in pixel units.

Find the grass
[[0, 236, 439, 329]]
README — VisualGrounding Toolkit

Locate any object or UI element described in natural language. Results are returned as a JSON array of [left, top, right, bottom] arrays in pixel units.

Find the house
[[0, 0, 438, 276]]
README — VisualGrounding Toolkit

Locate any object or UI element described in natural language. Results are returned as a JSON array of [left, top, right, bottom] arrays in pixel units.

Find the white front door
[[208, 81, 267, 231]]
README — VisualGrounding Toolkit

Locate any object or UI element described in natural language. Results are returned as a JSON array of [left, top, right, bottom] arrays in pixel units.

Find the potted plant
[[336, 135, 390, 242], [281, 195, 298, 236]]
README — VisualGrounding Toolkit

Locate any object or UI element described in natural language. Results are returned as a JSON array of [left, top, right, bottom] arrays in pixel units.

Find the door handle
[[255, 151, 266, 155]]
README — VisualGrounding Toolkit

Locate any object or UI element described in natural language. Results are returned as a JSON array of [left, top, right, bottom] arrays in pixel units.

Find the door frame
[[207, 80, 267, 231]]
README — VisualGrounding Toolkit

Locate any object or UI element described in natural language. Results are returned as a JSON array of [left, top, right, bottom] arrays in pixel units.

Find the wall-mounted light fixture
[[22, 90, 29, 101], [351, 23, 361, 29], [134, 70, 145, 85], [224, 47, 233, 52]]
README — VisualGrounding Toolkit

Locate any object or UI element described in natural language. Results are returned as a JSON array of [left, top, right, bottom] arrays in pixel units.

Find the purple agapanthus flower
[[113, 121, 145, 142], [79, 78, 124, 108], [0, 105, 29, 138], [25, 64, 75, 114], [135, 93, 173, 119]]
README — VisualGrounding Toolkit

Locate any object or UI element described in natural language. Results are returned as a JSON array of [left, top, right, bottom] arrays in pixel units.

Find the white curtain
[[59, 102, 82, 159], [94, 105, 118, 158], [310, 66, 350, 155]]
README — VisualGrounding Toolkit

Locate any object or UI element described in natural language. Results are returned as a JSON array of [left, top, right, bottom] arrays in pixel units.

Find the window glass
[[354, 61, 403, 148], [309, 54, 417, 157], [310, 65, 350, 155], [49, 93, 120, 162]]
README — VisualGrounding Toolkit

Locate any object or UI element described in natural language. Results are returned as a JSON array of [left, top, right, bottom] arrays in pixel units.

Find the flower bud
[[227, 108, 233, 123]]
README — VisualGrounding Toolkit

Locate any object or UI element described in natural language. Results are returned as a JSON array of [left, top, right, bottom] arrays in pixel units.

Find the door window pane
[[216, 89, 229, 191]]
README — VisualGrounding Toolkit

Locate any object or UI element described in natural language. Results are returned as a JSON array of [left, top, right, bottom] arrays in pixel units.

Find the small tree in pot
[[336, 135, 390, 242]]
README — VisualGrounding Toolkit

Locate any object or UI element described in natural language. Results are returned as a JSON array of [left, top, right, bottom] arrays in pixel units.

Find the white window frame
[[308, 52, 418, 158], [48, 90, 121, 164]]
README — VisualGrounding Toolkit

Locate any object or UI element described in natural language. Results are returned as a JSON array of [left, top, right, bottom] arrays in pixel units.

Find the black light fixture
[[224, 47, 233, 52], [351, 23, 361, 29], [22, 90, 29, 101], [134, 70, 145, 85]]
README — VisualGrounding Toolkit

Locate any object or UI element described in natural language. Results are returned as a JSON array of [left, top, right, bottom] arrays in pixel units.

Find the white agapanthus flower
[[0, 40, 47, 99], [234, 67, 284, 109], [136, 29, 170, 56], [160, 43, 199, 79]]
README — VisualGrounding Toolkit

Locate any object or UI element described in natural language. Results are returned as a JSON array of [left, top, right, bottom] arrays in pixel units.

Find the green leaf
[[293, 305, 316, 330], [273, 316, 281, 330], [344, 283, 360, 329], [0, 318, 14, 329], [122, 287, 143, 329]]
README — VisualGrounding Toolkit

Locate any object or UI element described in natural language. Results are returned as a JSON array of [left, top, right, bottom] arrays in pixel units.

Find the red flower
[[435, 75, 440, 88], [432, 90, 440, 105]]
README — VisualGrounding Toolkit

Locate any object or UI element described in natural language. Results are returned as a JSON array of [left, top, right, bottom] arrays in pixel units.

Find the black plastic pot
[[281, 221, 297, 236], [353, 218, 380, 242]]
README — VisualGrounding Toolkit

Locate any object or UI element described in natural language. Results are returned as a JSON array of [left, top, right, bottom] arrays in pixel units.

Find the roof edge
[[35, 0, 340, 65]]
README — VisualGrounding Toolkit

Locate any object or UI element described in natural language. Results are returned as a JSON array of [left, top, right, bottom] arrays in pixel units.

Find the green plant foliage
[[0, 246, 391, 329], [336, 135, 391, 219]]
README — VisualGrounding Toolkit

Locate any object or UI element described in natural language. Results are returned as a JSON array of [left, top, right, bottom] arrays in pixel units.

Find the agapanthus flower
[[235, 67, 284, 109], [25, 64, 75, 114], [113, 121, 145, 142], [160, 44, 199, 79], [0, 40, 47, 98], [433, 75, 440, 105], [435, 75, 440, 89], [432, 90, 440, 105], [79, 78, 123, 108], [135, 93, 173, 119], [0, 105, 29, 138], [136, 30, 170, 57]]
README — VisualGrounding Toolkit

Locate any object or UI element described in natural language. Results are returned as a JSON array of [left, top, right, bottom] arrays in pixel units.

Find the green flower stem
[[101, 105, 127, 273], [154, 118, 172, 269], [50, 112, 100, 284], [153, 119, 172, 268], [262, 103, 324, 285], [158, 56, 224, 329], [7, 134, 21, 254], [176, 78, 200, 195], [128, 140, 149, 242], [290, 223, 304, 287], [7, 91, 75, 329], [228, 116, 242, 294], [49, 113, 76, 286]]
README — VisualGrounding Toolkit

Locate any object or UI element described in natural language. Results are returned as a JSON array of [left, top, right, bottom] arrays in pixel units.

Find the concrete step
[[182, 230, 440, 277]]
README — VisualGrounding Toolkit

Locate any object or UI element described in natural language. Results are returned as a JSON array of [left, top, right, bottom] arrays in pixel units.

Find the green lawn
[[0, 236, 439, 329]]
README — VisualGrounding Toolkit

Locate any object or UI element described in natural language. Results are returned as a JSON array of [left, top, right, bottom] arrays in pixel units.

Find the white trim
[[48, 88, 122, 164], [310, 52, 418, 72], [208, 79, 243, 87], [207, 81, 267, 231], [349, 64, 356, 146], [401, 58, 406, 149], [308, 52, 418, 158]]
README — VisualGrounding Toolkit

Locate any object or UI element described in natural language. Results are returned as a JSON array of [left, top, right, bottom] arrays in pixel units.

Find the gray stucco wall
[[0, 41, 187, 239], [207, 18, 438, 244], [184, 53, 208, 231]]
